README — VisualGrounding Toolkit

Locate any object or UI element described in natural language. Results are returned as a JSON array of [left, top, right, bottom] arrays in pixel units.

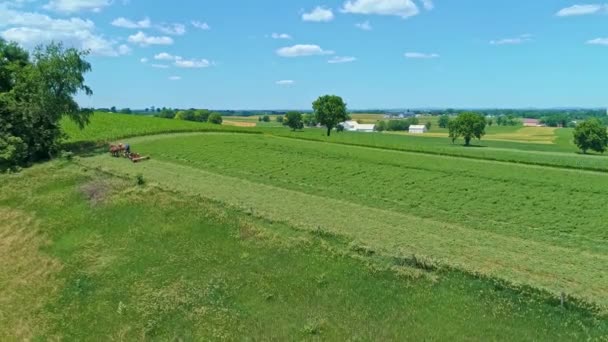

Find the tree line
[[156, 108, 223, 125]]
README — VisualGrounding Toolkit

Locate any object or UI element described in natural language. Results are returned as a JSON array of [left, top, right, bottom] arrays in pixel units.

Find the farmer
[[124, 143, 131, 154]]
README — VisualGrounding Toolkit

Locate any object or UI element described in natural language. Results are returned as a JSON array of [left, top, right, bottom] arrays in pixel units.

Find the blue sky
[[1, 0, 607, 109]]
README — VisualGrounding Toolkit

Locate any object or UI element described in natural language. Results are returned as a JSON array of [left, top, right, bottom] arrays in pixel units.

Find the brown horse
[[109, 144, 125, 157]]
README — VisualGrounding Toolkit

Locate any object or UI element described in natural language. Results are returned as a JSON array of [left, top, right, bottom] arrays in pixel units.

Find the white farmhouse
[[409, 125, 428, 134], [340, 120, 376, 133]]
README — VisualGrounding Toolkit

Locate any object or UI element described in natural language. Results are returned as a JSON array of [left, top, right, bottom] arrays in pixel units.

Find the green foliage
[[541, 115, 568, 128], [0, 40, 92, 169], [425, 121, 432, 130], [275, 115, 284, 123], [303, 113, 318, 127], [449, 112, 487, 146], [496, 115, 519, 126], [120, 108, 132, 114], [136, 173, 145, 185], [312, 95, 349, 136], [174, 109, 196, 121], [261, 115, 271, 122], [374, 121, 387, 132], [283, 111, 303, 131], [386, 118, 419, 131], [158, 109, 176, 119], [573, 119, 608, 154], [208, 113, 223, 125], [438, 115, 450, 128]]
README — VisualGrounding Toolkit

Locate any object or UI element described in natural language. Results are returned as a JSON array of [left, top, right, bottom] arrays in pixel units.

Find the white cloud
[[152, 52, 212, 68], [191, 21, 210, 30], [556, 4, 607, 17], [587, 37, 608, 45], [271, 32, 292, 39], [44, 0, 112, 13], [404, 52, 439, 59], [174, 58, 211, 68], [328, 56, 357, 63], [158, 23, 186, 36], [117, 44, 131, 55], [355, 20, 372, 30], [154, 52, 176, 60], [490, 34, 533, 45], [111, 17, 151, 29], [421, 0, 434, 10], [276, 44, 334, 57], [140, 57, 148, 63], [0, 6, 124, 56], [342, 0, 420, 18], [127, 31, 173, 46], [168, 76, 181, 81], [302, 6, 334, 22], [151, 64, 169, 68], [276, 80, 294, 85]]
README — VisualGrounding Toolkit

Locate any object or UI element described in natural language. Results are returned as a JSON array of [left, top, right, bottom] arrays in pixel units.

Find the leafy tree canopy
[[284, 111, 303, 131], [573, 118, 608, 154], [448, 112, 486, 146], [0, 40, 92, 170], [312, 95, 348, 136]]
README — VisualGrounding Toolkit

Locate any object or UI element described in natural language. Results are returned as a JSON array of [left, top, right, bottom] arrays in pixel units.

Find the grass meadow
[[1, 162, 606, 340], [3, 112, 607, 339]]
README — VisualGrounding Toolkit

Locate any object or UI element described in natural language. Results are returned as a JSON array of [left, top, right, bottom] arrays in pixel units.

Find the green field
[[62, 113, 256, 145], [3, 113, 608, 339]]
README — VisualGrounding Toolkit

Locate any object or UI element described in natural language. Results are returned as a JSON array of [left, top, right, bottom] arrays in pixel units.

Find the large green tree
[[438, 115, 450, 128], [0, 40, 92, 169], [312, 95, 348, 136], [284, 111, 303, 131], [573, 119, 608, 154], [448, 112, 486, 146], [208, 113, 223, 125]]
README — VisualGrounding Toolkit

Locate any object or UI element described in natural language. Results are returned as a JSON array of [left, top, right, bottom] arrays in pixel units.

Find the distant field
[[398, 127, 560, 145], [222, 115, 284, 128], [273, 128, 608, 172], [62, 112, 256, 144]]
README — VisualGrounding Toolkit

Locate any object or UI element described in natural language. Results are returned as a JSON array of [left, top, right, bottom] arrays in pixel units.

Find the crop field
[[274, 128, 608, 171], [398, 126, 559, 145], [5, 113, 608, 339], [61, 113, 255, 145]]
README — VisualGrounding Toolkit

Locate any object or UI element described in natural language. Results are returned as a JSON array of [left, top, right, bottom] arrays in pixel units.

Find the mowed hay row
[[80, 148, 608, 309]]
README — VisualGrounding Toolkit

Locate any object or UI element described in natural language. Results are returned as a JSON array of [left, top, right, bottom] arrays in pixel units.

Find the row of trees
[[1, 40, 92, 170], [374, 118, 422, 132], [157, 108, 223, 124]]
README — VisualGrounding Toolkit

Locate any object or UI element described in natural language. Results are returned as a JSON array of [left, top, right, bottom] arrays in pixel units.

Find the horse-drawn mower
[[109, 144, 150, 163]]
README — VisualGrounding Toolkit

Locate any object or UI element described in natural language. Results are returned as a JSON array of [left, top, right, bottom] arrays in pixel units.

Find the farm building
[[523, 118, 542, 127], [340, 121, 376, 133], [409, 125, 428, 134]]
